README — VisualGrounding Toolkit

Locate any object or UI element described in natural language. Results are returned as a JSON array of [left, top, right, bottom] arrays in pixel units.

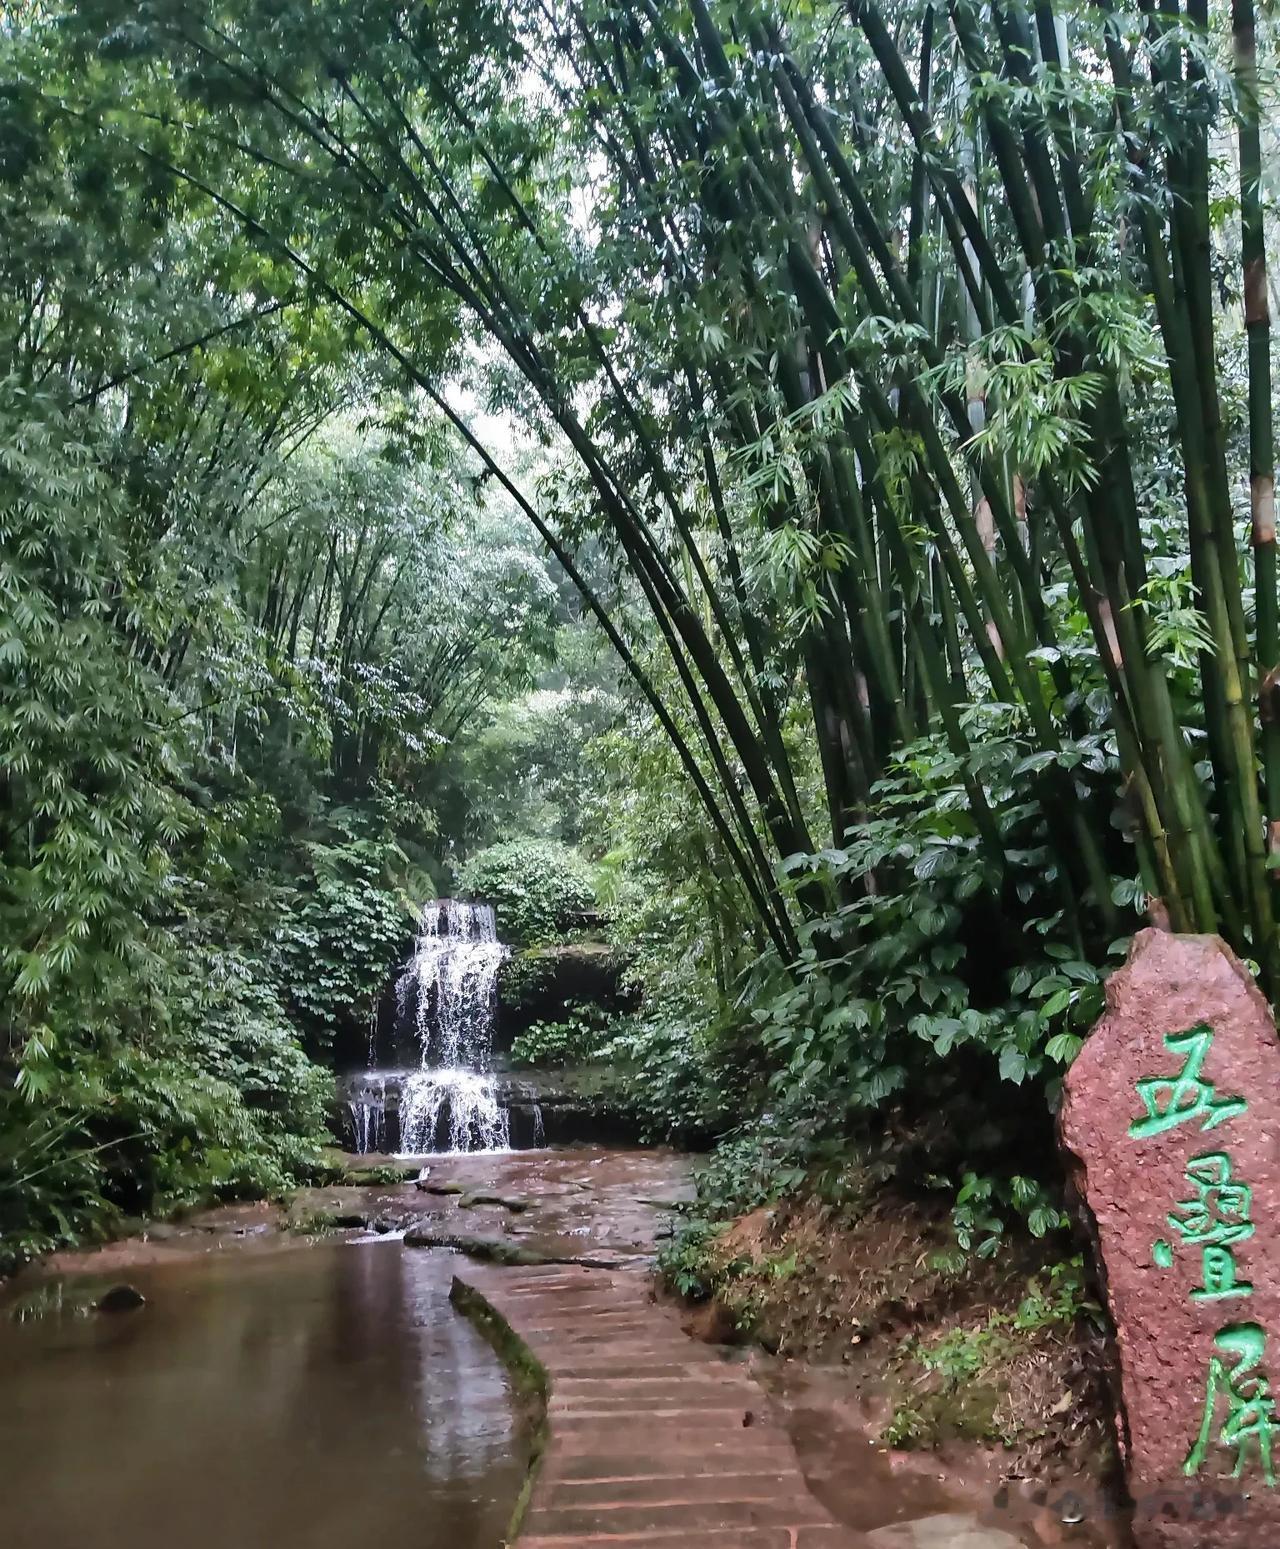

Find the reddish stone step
[[520, 1529, 857, 1548], [525, 1496, 837, 1535], [453, 1263, 866, 1548], [543, 1473, 805, 1507]]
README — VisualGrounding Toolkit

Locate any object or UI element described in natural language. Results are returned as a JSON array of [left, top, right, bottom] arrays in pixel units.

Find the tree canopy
[[2, 0, 1278, 1265]]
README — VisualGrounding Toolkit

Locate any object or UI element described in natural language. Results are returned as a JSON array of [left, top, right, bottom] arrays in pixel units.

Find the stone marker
[[1061, 929, 1280, 1548]]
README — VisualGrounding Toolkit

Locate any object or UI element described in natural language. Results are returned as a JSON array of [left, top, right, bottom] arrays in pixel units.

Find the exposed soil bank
[[669, 1190, 1126, 1548]]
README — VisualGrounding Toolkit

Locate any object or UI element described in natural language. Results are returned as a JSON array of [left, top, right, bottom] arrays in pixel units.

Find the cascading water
[[346, 1072, 392, 1155], [397, 900, 509, 1154], [345, 900, 515, 1155], [400, 1068, 508, 1155]]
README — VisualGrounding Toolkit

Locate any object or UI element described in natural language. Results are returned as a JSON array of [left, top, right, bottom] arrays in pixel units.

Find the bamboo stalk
[[1233, 0, 1280, 855]]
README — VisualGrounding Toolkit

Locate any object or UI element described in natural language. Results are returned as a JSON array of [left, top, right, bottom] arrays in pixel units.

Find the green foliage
[[728, 719, 1127, 1246], [496, 948, 557, 1012], [603, 1005, 734, 1144], [0, 940, 332, 1274], [274, 822, 412, 1050], [508, 1003, 610, 1068], [1011, 1257, 1102, 1332], [693, 1130, 812, 1216], [656, 1129, 811, 1297], [883, 1257, 1101, 1447], [948, 1173, 1069, 1260], [441, 617, 622, 849], [880, 1406, 932, 1449], [0, 55, 562, 1267], [0, 389, 191, 1057], [881, 1259, 1099, 1448], [459, 838, 597, 946], [10, 0, 1280, 1288], [657, 1218, 728, 1301]]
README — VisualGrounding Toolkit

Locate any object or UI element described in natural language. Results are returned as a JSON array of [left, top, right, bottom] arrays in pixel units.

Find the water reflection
[[0, 1241, 524, 1549]]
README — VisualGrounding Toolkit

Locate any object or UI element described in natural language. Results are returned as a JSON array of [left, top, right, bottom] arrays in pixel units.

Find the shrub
[[274, 831, 413, 1051], [508, 1003, 612, 1068], [458, 839, 596, 946], [0, 941, 332, 1275]]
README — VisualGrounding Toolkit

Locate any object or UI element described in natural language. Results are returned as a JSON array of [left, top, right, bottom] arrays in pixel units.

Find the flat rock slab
[[865, 1515, 1027, 1549], [1061, 930, 1280, 1548], [458, 1190, 532, 1212], [403, 1224, 629, 1269], [455, 1260, 866, 1548]]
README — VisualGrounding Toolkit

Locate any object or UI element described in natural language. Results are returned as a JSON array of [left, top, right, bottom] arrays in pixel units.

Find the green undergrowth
[[881, 1261, 1104, 1449], [459, 839, 597, 947], [509, 1002, 613, 1068], [657, 1131, 1114, 1471]]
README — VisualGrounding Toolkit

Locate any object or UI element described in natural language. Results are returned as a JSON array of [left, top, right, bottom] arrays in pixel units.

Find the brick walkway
[[454, 1261, 864, 1549]]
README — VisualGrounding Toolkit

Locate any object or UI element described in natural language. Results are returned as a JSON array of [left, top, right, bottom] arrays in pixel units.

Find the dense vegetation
[[2, 0, 1277, 1269]]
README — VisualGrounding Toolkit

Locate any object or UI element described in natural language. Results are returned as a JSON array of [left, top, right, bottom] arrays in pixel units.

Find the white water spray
[[400, 1068, 509, 1154], [392, 900, 510, 1154], [342, 899, 549, 1155]]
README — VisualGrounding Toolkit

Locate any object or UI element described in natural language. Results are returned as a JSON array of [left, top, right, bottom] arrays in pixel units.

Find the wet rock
[[287, 1187, 375, 1232], [1061, 930, 1280, 1549], [496, 1067, 644, 1146], [288, 1203, 368, 1233], [402, 1226, 550, 1265], [457, 1191, 530, 1213], [94, 1284, 146, 1313], [637, 1189, 697, 1209], [402, 1223, 625, 1269], [338, 1162, 421, 1186], [865, 1516, 1028, 1549], [497, 941, 633, 1033]]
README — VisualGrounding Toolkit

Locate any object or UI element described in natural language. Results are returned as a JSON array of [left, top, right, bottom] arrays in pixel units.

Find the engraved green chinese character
[[1130, 1026, 1247, 1139], [1194, 1246, 1253, 1303], [1166, 1153, 1255, 1302], [1185, 1323, 1278, 1486]]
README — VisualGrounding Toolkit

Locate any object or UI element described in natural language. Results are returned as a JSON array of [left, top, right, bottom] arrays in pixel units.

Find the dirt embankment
[[669, 1190, 1126, 1546]]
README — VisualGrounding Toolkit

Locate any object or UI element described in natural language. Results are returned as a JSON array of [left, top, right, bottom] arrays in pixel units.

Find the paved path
[[456, 1259, 864, 1549]]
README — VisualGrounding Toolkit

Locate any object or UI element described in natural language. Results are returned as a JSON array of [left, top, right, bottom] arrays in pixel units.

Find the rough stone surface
[[1060, 929, 1280, 1548], [402, 1223, 627, 1269], [456, 1260, 867, 1548], [458, 1189, 531, 1213], [864, 1516, 1027, 1549]]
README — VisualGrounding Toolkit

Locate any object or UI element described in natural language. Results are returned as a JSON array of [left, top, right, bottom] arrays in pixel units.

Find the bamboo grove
[[40, 0, 1280, 992]]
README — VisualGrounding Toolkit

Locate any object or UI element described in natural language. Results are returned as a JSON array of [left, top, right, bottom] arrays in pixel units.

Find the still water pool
[[0, 1239, 525, 1549]]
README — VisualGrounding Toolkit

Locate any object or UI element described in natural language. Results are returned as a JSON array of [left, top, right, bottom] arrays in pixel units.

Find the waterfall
[[397, 900, 505, 1070], [346, 899, 511, 1156], [346, 1072, 391, 1154], [339, 892, 542, 1158], [400, 1069, 509, 1154]]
